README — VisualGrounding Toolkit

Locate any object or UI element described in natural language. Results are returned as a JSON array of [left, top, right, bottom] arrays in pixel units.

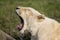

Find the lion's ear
[[37, 15, 45, 19], [37, 15, 45, 22]]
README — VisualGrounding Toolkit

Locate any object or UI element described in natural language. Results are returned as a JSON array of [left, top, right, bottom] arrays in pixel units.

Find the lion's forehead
[[17, 7, 32, 10]]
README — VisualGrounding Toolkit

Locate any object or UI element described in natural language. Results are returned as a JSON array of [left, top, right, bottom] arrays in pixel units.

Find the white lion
[[16, 6, 60, 40]]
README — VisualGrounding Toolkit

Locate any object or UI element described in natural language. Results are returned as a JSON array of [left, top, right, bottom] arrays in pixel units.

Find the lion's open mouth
[[16, 13, 24, 31]]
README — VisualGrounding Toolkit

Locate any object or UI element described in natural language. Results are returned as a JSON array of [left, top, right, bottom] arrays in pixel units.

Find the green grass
[[0, 0, 60, 38]]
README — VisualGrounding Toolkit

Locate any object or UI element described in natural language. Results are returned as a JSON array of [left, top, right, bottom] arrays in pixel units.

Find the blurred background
[[0, 0, 60, 40]]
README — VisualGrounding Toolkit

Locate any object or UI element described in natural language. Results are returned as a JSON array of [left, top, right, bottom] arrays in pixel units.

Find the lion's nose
[[16, 7, 20, 9]]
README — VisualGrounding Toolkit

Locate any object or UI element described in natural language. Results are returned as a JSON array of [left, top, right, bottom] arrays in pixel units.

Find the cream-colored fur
[[16, 7, 60, 40]]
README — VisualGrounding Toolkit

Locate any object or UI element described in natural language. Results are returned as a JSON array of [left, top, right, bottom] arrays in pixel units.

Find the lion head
[[16, 6, 45, 33]]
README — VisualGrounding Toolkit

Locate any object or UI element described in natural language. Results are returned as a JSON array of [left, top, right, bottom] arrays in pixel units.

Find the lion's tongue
[[16, 23, 23, 31]]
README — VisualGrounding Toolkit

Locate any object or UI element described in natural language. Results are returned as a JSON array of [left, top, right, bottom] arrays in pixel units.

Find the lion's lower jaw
[[20, 19, 28, 33]]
